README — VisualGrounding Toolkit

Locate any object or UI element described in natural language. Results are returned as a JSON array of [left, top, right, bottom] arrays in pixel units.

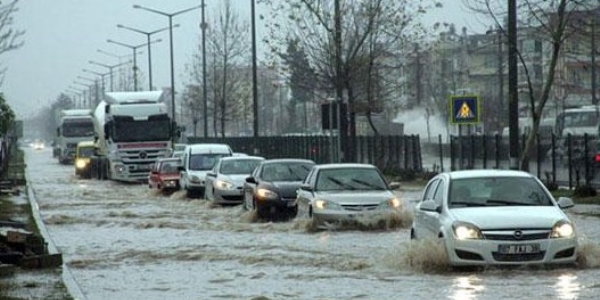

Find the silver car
[[296, 163, 402, 229], [204, 156, 265, 205], [411, 169, 577, 267]]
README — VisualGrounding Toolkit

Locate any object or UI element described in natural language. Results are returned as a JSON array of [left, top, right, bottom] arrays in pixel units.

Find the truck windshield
[[62, 121, 95, 138], [112, 119, 171, 142]]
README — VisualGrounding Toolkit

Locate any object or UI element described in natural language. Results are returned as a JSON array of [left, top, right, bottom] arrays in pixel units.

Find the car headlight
[[551, 220, 575, 238], [215, 179, 234, 190], [75, 159, 88, 169], [379, 197, 401, 209], [314, 199, 342, 210], [164, 180, 177, 187], [256, 188, 278, 200], [452, 221, 483, 240]]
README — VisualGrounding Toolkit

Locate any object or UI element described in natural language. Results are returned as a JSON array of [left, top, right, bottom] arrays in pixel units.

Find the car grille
[[492, 251, 546, 262], [482, 230, 550, 241], [341, 204, 379, 212], [222, 195, 243, 201]]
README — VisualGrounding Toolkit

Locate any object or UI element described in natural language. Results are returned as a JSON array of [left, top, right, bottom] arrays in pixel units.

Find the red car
[[148, 157, 181, 192]]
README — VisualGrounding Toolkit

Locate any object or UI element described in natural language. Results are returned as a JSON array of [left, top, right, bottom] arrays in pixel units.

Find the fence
[[186, 135, 423, 175], [421, 133, 600, 189]]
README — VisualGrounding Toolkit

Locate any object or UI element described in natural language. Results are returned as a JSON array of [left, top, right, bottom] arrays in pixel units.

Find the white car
[[179, 143, 233, 198], [204, 156, 264, 205], [411, 169, 577, 267]]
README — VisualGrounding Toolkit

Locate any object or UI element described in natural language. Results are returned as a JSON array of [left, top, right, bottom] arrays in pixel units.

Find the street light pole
[[133, 4, 203, 146], [117, 24, 177, 90], [82, 69, 110, 95], [107, 39, 161, 91], [89, 60, 131, 92], [201, 0, 208, 138]]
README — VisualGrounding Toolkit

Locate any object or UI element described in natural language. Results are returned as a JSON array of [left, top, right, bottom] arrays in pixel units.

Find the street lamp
[[133, 3, 203, 143], [107, 38, 162, 91], [88, 60, 131, 92], [82, 68, 110, 94], [117, 24, 179, 90]]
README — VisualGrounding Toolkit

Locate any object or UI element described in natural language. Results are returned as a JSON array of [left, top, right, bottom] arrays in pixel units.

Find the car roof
[[313, 163, 378, 170], [185, 143, 232, 154], [445, 169, 533, 180], [219, 156, 264, 162], [262, 158, 315, 164]]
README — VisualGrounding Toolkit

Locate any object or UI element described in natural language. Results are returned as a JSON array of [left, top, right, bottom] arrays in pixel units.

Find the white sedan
[[411, 169, 577, 266]]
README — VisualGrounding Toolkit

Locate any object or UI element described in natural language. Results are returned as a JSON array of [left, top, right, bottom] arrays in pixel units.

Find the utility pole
[[251, 0, 259, 143], [592, 13, 597, 106], [508, 0, 519, 169], [334, 0, 344, 162], [201, 0, 208, 138]]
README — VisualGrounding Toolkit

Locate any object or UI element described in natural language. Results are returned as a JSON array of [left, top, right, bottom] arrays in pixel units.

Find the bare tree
[[464, 0, 590, 170], [261, 0, 436, 161], [0, 0, 24, 86]]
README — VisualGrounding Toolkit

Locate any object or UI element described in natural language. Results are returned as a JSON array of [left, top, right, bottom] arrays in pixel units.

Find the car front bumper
[[212, 187, 245, 204], [444, 237, 578, 266], [312, 209, 401, 226]]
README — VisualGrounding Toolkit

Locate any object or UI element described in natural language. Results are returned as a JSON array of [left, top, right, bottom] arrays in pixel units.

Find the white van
[[179, 143, 233, 198]]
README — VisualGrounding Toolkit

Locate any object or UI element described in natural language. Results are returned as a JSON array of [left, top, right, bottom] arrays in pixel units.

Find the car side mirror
[[246, 176, 257, 184], [300, 183, 312, 191], [557, 197, 575, 209], [178, 166, 185, 172], [420, 199, 441, 213], [206, 171, 216, 177]]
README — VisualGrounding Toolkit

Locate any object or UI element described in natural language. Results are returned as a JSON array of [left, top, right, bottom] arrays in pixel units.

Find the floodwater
[[23, 148, 600, 300]]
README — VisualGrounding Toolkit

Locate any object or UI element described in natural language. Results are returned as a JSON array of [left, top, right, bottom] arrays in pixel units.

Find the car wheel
[[288, 206, 298, 219]]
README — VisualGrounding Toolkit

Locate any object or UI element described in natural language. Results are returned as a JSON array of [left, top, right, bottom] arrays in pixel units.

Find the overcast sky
[[2, 0, 485, 119]]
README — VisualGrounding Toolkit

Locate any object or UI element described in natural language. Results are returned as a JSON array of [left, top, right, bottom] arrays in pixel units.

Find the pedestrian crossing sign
[[450, 95, 480, 124]]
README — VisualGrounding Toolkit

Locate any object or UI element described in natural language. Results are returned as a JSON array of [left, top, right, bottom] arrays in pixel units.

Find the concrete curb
[[27, 185, 87, 300]]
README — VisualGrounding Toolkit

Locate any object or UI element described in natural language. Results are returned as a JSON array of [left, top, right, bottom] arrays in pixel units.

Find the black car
[[243, 158, 315, 220]]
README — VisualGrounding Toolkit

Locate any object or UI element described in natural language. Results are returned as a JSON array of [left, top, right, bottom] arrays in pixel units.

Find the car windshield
[[449, 176, 553, 208], [189, 153, 229, 171], [261, 162, 313, 182], [316, 168, 387, 191], [219, 159, 263, 175], [160, 161, 179, 173], [78, 147, 95, 158]]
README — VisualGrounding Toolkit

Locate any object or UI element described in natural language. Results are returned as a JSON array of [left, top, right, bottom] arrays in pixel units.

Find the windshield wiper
[[450, 201, 487, 207], [486, 199, 535, 206], [326, 176, 354, 190], [350, 178, 383, 190]]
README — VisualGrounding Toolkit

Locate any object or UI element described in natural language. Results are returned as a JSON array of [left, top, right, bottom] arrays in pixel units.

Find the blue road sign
[[450, 95, 480, 124]]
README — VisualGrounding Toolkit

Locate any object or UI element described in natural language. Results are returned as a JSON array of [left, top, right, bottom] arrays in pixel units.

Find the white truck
[[54, 109, 95, 164], [90, 90, 174, 182]]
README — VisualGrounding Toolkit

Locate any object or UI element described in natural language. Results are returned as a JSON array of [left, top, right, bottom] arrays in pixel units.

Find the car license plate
[[498, 244, 540, 254]]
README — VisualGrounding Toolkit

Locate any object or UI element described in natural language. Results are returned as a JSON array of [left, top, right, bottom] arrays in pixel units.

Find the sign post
[[450, 95, 481, 169]]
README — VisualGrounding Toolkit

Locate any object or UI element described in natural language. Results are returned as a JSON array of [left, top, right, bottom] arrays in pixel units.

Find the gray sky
[[3, 0, 485, 119]]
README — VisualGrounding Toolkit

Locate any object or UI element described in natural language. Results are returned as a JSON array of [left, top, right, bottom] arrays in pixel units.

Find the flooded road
[[25, 148, 600, 300]]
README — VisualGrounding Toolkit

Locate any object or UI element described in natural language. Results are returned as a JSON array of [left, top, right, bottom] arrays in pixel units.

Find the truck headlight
[[115, 165, 126, 173]]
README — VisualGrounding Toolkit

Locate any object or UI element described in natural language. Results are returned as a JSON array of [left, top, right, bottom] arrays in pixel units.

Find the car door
[[205, 161, 220, 200], [296, 168, 317, 217], [414, 178, 440, 239], [243, 164, 261, 210], [149, 161, 160, 188]]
